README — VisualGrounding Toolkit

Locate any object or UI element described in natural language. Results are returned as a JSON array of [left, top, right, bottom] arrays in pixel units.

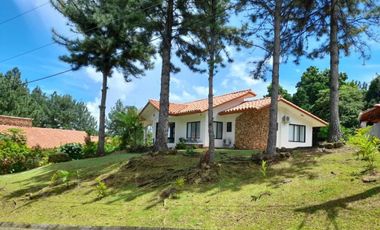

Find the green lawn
[[0, 148, 379, 229]]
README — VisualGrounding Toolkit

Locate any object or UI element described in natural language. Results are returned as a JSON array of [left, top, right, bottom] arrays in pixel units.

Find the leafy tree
[[28, 87, 50, 127], [175, 0, 249, 163], [150, 0, 193, 152], [114, 108, 144, 149], [265, 84, 292, 101], [0, 68, 30, 117], [292, 66, 347, 112], [298, 0, 380, 142], [365, 74, 380, 108], [106, 100, 129, 136], [0, 68, 97, 132], [51, 0, 155, 155], [314, 84, 365, 129]]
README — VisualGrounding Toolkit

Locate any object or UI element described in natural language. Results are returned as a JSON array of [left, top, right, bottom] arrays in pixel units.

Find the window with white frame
[[289, 124, 306, 142], [186, 121, 200, 141]]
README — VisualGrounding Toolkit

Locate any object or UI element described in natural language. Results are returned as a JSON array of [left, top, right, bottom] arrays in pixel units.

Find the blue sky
[[1, 0, 380, 121]]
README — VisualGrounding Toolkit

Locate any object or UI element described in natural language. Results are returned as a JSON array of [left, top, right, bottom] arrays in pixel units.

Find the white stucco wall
[[276, 102, 316, 148], [370, 123, 380, 138], [203, 97, 246, 148]]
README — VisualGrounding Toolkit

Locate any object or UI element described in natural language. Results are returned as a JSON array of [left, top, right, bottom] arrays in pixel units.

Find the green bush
[[59, 143, 83, 160], [83, 141, 97, 158], [349, 127, 379, 171], [48, 152, 72, 163], [176, 138, 187, 150], [0, 129, 49, 174], [184, 145, 196, 156], [50, 170, 72, 186], [95, 179, 108, 199]]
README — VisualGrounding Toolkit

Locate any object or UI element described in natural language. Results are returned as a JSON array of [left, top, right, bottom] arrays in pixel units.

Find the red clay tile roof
[[0, 125, 97, 149], [359, 104, 380, 122], [220, 97, 272, 114], [146, 89, 256, 116], [220, 97, 328, 125]]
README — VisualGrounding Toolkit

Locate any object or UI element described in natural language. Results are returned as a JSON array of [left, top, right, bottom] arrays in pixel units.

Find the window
[[226, 122, 232, 132], [214, 122, 223, 139], [187, 121, 200, 141], [168, 122, 175, 143], [289, 124, 306, 142]]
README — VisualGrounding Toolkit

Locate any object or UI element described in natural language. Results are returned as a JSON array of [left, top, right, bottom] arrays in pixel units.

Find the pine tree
[[297, 0, 380, 142], [177, 0, 250, 164], [240, 0, 311, 155], [51, 0, 155, 155]]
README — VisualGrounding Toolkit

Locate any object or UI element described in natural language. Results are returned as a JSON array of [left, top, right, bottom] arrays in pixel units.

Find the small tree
[[106, 100, 128, 136], [51, 0, 154, 155], [115, 108, 144, 149]]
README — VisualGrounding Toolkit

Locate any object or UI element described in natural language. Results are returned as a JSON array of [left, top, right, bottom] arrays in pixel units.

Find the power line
[[0, 1, 163, 64], [0, 2, 49, 26], [25, 68, 73, 84], [0, 42, 55, 63]]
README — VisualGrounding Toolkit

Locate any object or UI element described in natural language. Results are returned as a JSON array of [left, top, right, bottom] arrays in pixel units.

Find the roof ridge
[[183, 88, 254, 104]]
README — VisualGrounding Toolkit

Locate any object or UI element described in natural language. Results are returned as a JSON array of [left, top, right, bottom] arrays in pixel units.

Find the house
[[359, 104, 380, 138], [139, 89, 328, 150], [0, 115, 97, 149]]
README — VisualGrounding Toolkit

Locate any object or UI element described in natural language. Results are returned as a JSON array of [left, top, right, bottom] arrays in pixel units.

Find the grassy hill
[[0, 147, 379, 229]]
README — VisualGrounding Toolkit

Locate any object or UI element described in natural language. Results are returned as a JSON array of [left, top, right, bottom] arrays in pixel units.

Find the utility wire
[[0, 1, 163, 64], [0, 2, 49, 26], [25, 68, 73, 84], [1, 1, 230, 87]]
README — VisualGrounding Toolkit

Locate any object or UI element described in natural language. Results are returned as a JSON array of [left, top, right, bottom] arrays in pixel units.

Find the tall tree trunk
[[328, 0, 341, 142], [207, 54, 216, 163], [266, 0, 281, 155], [154, 0, 174, 152], [97, 71, 109, 156], [205, 0, 217, 164]]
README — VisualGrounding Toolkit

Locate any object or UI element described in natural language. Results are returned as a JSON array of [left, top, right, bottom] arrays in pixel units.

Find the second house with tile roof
[[139, 89, 328, 150]]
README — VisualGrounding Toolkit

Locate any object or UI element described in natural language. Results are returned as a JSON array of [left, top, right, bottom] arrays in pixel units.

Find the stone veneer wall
[[0, 115, 33, 127], [235, 108, 269, 150]]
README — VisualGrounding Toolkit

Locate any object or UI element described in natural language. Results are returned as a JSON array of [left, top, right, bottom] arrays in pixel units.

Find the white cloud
[[193, 86, 209, 97], [228, 61, 262, 87], [85, 67, 135, 123], [169, 90, 195, 103]]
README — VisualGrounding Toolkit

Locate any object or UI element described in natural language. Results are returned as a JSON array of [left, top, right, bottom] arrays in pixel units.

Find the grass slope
[[0, 148, 379, 229]]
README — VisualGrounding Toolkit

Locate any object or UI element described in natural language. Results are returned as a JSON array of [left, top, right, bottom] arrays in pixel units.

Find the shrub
[[174, 177, 185, 190], [59, 143, 83, 160], [318, 125, 353, 142], [260, 160, 268, 177], [50, 170, 71, 186], [83, 141, 97, 158], [95, 179, 108, 199], [185, 145, 196, 156], [349, 127, 379, 172], [0, 129, 49, 174], [48, 152, 72, 163], [175, 138, 187, 150]]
